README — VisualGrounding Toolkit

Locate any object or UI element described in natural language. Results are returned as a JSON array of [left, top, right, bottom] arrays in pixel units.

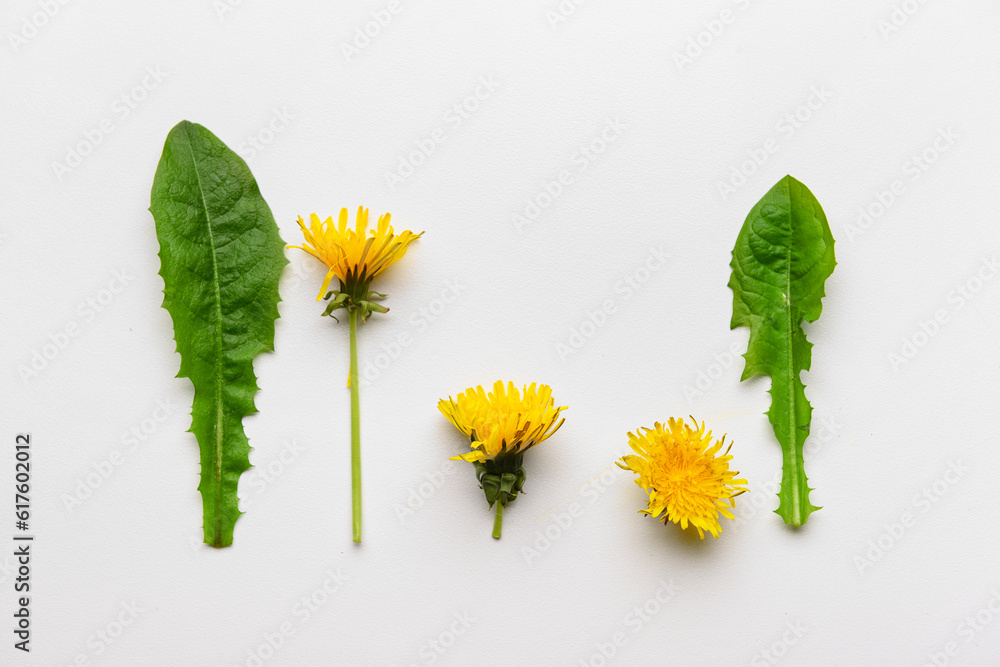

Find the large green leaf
[[729, 175, 836, 526], [149, 120, 286, 547]]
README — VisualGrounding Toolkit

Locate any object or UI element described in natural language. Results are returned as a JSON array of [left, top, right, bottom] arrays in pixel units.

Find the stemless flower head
[[439, 381, 567, 464], [439, 381, 567, 538], [288, 207, 422, 301], [617, 417, 747, 539]]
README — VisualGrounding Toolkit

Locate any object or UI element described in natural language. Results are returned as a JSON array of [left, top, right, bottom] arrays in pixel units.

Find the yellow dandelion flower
[[617, 417, 747, 539], [288, 206, 422, 304], [287, 205, 422, 543], [439, 381, 566, 464], [438, 381, 567, 538]]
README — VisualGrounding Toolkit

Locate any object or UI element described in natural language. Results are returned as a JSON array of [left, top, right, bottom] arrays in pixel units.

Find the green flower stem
[[492, 502, 504, 539], [349, 309, 362, 543]]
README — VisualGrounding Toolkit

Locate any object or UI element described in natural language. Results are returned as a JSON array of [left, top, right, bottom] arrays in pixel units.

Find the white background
[[2, 1, 999, 665]]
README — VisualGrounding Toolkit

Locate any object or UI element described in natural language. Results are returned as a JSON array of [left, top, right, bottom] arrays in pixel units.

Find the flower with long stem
[[617, 417, 747, 538], [289, 207, 421, 543], [439, 381, 566, 538]]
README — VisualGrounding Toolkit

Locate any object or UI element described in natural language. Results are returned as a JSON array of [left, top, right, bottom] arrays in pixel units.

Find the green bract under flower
[[288, 206, 422, 321]]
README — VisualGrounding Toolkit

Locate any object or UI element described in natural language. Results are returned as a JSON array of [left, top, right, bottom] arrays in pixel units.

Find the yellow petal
[[316, 267, 336, 301]]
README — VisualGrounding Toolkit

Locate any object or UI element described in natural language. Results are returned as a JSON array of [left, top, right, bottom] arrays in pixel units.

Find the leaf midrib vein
[[183, 127, 226, 540], [783, 189, 800, 524]]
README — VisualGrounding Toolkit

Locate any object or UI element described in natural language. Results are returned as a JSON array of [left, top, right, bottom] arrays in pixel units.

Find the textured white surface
[[2, 1, 1000, 665]]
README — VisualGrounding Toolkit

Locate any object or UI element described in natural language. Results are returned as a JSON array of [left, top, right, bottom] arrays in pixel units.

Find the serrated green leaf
[[729, 175, 836, 526], [149, 120, 287, 547]]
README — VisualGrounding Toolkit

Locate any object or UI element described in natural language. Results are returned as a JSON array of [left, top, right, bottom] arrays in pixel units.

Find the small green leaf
[[149, 120, 287, 547], [729, 175, 836, 526]]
